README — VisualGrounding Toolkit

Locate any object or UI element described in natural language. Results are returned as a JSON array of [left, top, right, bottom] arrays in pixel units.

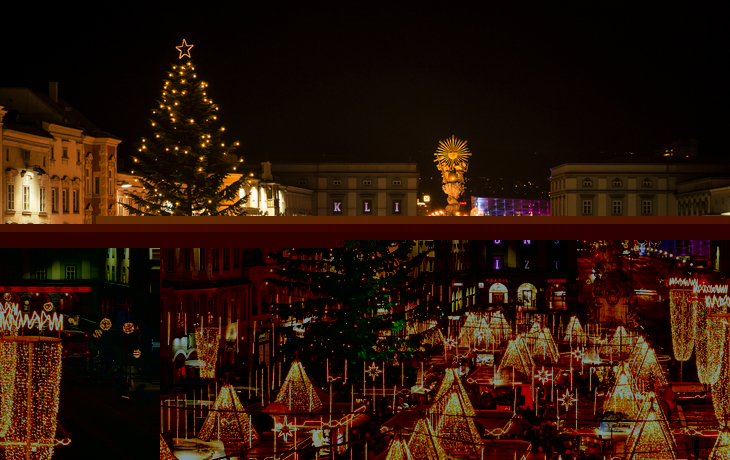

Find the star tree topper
[[176, 39, 194, 59]]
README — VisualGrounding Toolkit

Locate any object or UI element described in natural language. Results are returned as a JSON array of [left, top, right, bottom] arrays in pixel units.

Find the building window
[[223, 248, 230, 270], [582, 179, 592, 187], [392, 200, 401, 214], [363, 178, 372, 186], [73, 190, 79, 213], [212, 248, 220, 270], [62, 147, 68, 159], [612, 178, 622, 187], [363, 199, 372, 213], [199, 248, 206, 270], [523, 240, 531, 245], [333, 200, 342, 213], [65, 265, 76, 280], [94, 177, 100, 195], [50, 148, 54, 161], [393, 178, 402, 186], [582, 200, 592, 215], [493, 256, 503, 270], [184, 248, 192, 270], [23, 186, 30, 212], [77, 150, 81, 163], [642, 200, 652, 215], [62, 189, 69, 213], [233, 248, 240, 269], [7, 184, 14, 211], [642, 178, 652, 187], [52, 189, 58, 213], [177, 301, 185, 329], [36, 266, 46, 280], [39, 189, 46, 213], [4, 149, 7, 161], [612, 199, 622, 215], [333, 178, 342, 186]]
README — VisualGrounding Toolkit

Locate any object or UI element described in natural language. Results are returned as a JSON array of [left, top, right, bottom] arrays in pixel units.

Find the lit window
[[23, 186, 30, 212], [39, 189, 46, 213], [62, 189, 69, 213], [612, 199, 622, 215]]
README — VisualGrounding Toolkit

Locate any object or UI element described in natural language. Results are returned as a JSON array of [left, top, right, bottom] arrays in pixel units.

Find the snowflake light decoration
[[274, 416, 297, 442], [366, 363, 382, 380], [558, 389, 578, 410], [570, 347, 585, 362], [536, 366, 552, 384], [444, 337, 458, 349]]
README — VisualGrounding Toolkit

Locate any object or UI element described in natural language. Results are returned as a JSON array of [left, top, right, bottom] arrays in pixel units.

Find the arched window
[[489, 283, 508, 304]]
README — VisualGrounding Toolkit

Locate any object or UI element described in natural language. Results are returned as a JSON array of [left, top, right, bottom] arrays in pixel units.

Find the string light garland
[[122, 322, 134, 334], [275, 361, 322, 413], [0, 302, 64, 332], [498, 334, 534, 381], [194, 328, 220, 379], [0, 336, 64, 460], [198, 383, 258, 444], [603, 363, 640, 418], [408, 418, 448, 460], [625, 393, 677, 460], [564, 316, 587, 345], [712, 326, 730, 427]]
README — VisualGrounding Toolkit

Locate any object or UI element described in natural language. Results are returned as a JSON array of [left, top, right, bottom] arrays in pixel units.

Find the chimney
[[49, 82, 58, 103]]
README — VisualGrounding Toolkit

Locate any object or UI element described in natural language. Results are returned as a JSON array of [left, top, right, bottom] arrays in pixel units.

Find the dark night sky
[[3, 3, 724, 206]]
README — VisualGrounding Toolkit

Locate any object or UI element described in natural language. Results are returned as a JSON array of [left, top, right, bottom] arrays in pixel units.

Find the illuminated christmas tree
[[709, 427, 730, 460], [459, 312, 487, 348], [498, 334, 534, 381], [269, 242, 427, 362], [160, 435, 178, 460], [408, 418, 448, 460], [629, 343, 667, 389], [432, 368, 470, 407], [603, 363, 641, 418], [525, 324, 560, 363], [489, 311, 512, 343], [384, 433, 415, 460], [625, 393, 677, 460], [194, 328, 220, 379], [123, 41, 247, 216], [275, 361, 322, 413], [669, 290, 695, 361], [564, 316, 587, 345], [712, 326, 730, 427], [436, 391, 482, 455], [198, 383, 259, 445]]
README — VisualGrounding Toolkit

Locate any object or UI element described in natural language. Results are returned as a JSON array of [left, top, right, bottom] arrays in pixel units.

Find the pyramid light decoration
[[624, 393, 677, 460], [603, 363, 641, 418], [709, 426, 730, 460], [669, 290, 695, 361], [489, 311, 512, 343], [628, 342, 667, 389], [408, 418, 448, 460], [160, 435, 178, 460], [564, 316, 587, 345], [526, 325, 560, 363], [198, 383, 259, 444], [472, 325, 495, 351], [458, 312, 486, 347], [384, 433, 415, 460], [421, 325, 445, 348], [436, 390, 483, 455], [195, 328, 220, 379], [275, 361, 322, 413], [712, 326, 730, 427], [432, 368, 470, 408], [604, 325, 639, 356], [0, 337, 63, 460], [497, 334, 534, 381]]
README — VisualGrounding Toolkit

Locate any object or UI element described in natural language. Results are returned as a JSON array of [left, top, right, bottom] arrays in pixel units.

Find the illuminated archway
[[489, 283, 508, 304], [517, 283, 538, 310]]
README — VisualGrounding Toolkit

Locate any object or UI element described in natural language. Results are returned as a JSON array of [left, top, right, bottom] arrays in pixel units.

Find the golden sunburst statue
[[434, 135, 471, 171]]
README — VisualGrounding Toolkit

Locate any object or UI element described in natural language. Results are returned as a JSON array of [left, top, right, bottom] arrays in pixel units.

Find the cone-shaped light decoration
[[528, 326, 560, 363], [195, 328, 220, 379], [625, 393, 677, 460], [497, 334, 534, 381], [384, 433, 415, 460], [709, 426, 730, 460], [160, 435, 178, 460], [604, 325, 639, 356], [275, 361, 322, 413], [0, 339, 17, 437], [669, 290, 695, 361], [564, 316, 587, 345], [629, 343, 667, 390], [436, 391, 483, 455], [408, 418, 448, 460], [432, 368, 471, 409], [489, 311, 512, 343], [198, 383, 259, 444], [603, 363, 641, 418]]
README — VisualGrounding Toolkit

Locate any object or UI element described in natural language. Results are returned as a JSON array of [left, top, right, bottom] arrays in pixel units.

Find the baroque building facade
[[0, 84, 120, 224]]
